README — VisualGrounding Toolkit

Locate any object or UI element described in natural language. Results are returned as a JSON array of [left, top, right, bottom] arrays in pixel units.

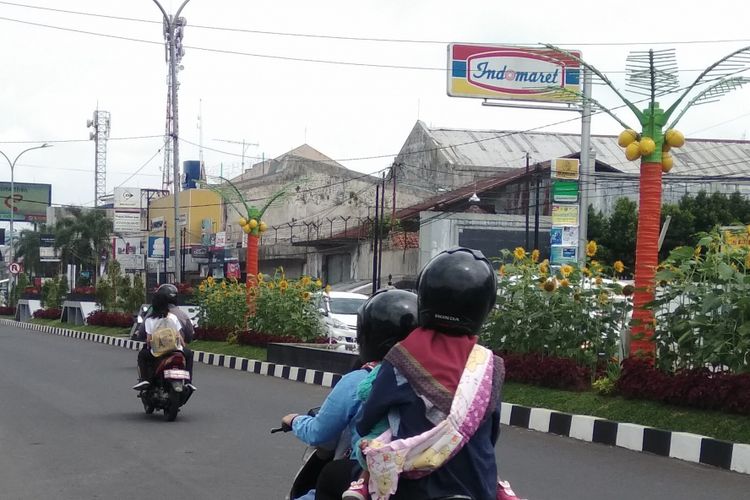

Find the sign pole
[[578, 68, 593, 265]]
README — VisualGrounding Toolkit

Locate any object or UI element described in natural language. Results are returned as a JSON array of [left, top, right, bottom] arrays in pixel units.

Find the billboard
[[148, 236, 169, 258], [114, 211, 142, 233], [113, 187, 143, 210], [447, 44, 581, 102], [0, 182, 51, 221], [113, 236, 144, 270]]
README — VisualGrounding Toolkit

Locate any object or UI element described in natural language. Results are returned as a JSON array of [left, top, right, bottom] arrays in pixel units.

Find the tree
[[604, 198, 638, 274], [54, 208, 112, 283], [13, 228, 43, 276]]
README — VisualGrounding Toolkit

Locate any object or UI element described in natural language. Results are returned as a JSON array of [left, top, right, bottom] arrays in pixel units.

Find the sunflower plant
[[195, 276, 248, 332], [484, 244, 632, 378], [249, 268, 326, 341]]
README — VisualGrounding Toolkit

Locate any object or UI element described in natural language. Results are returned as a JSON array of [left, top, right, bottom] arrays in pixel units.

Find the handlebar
[[270, 422, 292, 434]]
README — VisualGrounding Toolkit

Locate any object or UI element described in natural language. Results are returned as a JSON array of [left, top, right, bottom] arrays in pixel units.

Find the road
[[1, 323, 748, 500]]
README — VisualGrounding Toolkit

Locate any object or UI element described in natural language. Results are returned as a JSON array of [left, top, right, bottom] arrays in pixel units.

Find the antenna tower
[[87, 109, 111, 206]]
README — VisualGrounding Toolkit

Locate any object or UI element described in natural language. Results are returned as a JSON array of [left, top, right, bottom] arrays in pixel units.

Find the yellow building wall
[[149, 189, 223, 248]]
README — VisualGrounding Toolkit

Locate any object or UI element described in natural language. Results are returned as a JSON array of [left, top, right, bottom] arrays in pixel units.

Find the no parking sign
[[8, 262, 23, 275]]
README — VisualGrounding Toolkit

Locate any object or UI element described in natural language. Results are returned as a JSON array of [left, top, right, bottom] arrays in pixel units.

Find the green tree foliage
[[13, 228, 43, 276], [54, 208, 113, 283], [95, 260, 145, 314], [587, 199, 638, 274]]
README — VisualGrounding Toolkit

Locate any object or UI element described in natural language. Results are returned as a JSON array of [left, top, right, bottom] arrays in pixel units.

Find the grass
[[504, 382, 750, 444], [189, 340, 267, 361], [30, 318, 131, 337], [14, 318, 750, 443]]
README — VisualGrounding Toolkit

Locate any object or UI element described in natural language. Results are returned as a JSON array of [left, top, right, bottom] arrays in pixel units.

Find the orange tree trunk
[[630, 161, 662, 357], [245, 234, 259, 315]]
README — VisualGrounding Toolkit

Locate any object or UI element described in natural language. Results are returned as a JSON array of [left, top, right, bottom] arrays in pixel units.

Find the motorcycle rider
[[132, 284, 195, 391], [280, 289, 418, 500], [353, 248, 505, 500]]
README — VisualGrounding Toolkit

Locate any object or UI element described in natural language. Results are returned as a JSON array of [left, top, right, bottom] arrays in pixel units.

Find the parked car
[[315, 291, 368, 344]]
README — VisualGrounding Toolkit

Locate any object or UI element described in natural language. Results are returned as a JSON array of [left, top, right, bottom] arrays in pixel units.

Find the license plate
[[164, 369, 190, 380]]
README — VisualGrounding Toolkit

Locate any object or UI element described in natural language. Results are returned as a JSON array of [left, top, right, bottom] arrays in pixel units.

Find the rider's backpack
[[150, 317, 182, 357]]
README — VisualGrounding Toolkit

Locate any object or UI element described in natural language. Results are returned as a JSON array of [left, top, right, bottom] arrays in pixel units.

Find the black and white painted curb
[[3, 319, 748, 475], [500, 402, 750, 475], [0, 319, 341, 389]]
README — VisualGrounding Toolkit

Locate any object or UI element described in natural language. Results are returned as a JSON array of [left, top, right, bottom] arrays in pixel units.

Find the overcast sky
[[1, 0, 750, 224]]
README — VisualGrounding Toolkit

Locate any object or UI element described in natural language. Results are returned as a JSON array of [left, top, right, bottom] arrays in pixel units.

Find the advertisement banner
[[0, 182, 51, 222], [113, 237, 144, 269], [552, 204, 579, 226], [550, 245, 578, 265], [551, 158, 580, 180], [552, 180, 579, 203], [215, 231, 226, 248], [147, 236, 169, 258], [550, 226, 579, 247], [114, 211, 142, 233], [151, 217, 165, 232], [113, 187, 142, 210], [39, 234, 59, 262], [447, 44, 581, 102], [226, 261, 241, 280]]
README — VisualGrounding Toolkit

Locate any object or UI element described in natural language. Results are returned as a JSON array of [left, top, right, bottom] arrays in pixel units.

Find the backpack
[[150, 317, 182, 357]]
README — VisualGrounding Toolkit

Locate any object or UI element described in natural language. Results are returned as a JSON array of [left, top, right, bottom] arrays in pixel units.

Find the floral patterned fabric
[[363, 344, 494, 500]]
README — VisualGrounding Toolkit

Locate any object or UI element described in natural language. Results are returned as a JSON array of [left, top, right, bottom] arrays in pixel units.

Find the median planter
[[267, 343, 360, 374]]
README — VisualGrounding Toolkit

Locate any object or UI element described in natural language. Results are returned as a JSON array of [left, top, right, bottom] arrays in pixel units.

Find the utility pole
[[578, 68, 593, 266], [524, 152, 530, 249], [153, 0, 191, 284]]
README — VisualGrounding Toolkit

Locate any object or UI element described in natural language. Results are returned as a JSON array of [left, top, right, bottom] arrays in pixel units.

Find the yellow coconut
[[665, 129, 685, 148], [238, 217, 247, 227], [248, 219, 259, 230], [617, 129, 638, 148], [242, 223, 251, 234], [639, 137, 656, 156], [625, 142, 641, 161], [662, 153, 674, 173], [259, 222, 268, 233]]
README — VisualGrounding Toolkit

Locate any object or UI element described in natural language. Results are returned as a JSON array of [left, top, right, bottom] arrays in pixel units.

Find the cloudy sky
[[1, 0, 750, 224]]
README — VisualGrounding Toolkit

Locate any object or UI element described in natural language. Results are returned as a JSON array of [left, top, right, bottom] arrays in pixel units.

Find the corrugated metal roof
[[428, 125, 750, 176]]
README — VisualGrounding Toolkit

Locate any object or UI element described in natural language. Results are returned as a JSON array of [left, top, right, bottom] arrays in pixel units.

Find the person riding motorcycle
[[132, 284, 195, 391], [354, 248, 505, 500], [280, 289, 418, 500]]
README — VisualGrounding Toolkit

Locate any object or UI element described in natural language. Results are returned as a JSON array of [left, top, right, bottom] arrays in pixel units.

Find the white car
[[316, 291, 368, 344]]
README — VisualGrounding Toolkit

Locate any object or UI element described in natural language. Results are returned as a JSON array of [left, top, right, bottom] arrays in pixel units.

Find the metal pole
[[578, 68, 593, 265], [534, 162, 541, 250], [153, 0, 190, 284], [0, 144, 50, 273], [371, 184, 380, 295], [378, 173, 386, 290], [524, 152, 530, 249]]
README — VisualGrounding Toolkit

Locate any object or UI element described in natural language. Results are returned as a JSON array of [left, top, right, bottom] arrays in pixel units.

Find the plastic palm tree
[[203, 177, 287, 310], [545, 44, 750, 357]]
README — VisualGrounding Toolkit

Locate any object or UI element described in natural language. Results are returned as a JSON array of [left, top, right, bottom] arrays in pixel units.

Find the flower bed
[[500, 352, 592, 391], [33, 308, 62, 320], [87, 310, 134, 328], [194, 326, 328, 348], [0, 306, 15, 316], [616, 358, 750, 415]]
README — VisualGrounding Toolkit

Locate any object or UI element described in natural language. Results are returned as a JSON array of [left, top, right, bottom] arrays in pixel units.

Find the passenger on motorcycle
[[280, 289, 418, 500], [353, 248, 505, 500], [132, 284, 196, 391]]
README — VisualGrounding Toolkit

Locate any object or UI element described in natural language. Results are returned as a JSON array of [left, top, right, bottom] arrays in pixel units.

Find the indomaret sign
[[447, 44, 581, 102]]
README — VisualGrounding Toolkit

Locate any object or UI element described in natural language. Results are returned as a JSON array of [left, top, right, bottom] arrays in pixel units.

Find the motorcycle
[[272, 409, 474, 500], [137, 350, 194, 422]]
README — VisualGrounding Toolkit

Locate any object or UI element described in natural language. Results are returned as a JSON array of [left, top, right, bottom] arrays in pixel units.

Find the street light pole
[[0, 144, 52, 268], [153, 0, 191, 284]]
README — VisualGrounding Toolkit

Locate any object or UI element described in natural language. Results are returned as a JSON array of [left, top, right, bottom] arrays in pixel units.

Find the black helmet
[[153, 284, 178, 313], [416, 247, 497, 336], [357, 289, 418, 363]]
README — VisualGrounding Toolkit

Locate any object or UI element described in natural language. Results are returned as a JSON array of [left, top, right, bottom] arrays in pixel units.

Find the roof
[[415, 121, 750, 176]]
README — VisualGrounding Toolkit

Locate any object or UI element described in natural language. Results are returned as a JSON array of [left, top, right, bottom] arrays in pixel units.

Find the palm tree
[[54, 208, 113, 284], [13, 228, 43, 276]]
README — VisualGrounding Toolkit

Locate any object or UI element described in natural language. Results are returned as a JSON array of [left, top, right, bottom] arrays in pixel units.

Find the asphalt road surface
[[1, 324, 749, 500]]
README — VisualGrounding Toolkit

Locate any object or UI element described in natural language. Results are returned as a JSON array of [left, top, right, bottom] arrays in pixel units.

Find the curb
[[0, 319, 342, 389], [3, 319, 748, 475]]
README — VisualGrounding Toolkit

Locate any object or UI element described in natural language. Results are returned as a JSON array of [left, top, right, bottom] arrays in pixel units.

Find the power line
[[2, 1, 749, 48], [0, 134, 163, 144]]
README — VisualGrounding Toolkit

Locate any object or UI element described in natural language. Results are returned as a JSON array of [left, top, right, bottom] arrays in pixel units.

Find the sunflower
[[539, 259, 549, 275], [279, 279, 289, 292], [543, 279, 557, 292], [267, 282, 276, 290], [560, 264, 573, 278], [694, 245, 702, 260], [559, 278, 570, 288], [586, 240, 598, 258], [325, 284, 332, 294], [595, 276, 603, 286], [315, 279, 323, 288], [582, 267, 592, 277], [598, 292, 609, 305], [302, 291, 312, 302], [513, 247, 526, 260], [613, 260, 625, 274], [498, 265, 506, 277], [257, 273, 264, 283], [531, 249, 540, 263], [301, 276, 312, 287]]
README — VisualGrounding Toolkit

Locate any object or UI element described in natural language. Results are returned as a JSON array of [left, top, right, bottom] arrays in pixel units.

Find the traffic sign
[[8, 262, 23, 275]]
